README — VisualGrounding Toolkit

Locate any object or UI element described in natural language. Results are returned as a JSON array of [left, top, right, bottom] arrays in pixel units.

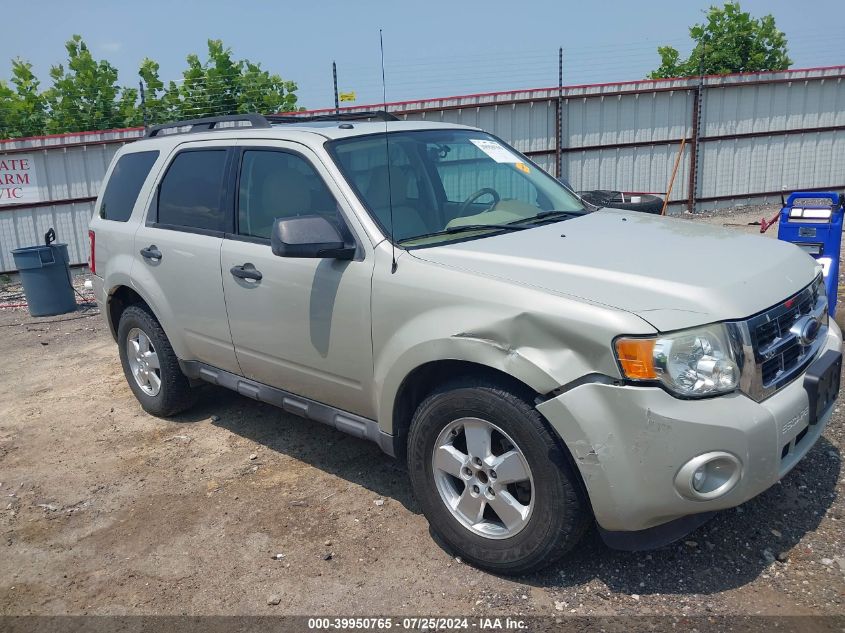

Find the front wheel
[[407, 377, 591, 575]]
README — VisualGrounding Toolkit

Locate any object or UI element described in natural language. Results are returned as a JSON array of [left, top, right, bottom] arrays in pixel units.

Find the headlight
[[614, 324, 740, 397]]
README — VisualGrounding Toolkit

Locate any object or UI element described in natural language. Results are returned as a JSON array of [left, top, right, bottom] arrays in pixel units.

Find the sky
[[2, 0, 844, 111]]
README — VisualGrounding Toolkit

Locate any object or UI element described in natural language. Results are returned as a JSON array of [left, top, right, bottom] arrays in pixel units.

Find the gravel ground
[[0, 209, 843, 619]]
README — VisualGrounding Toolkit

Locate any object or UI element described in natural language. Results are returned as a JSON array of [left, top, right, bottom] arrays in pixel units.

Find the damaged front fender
[[370, 245, 653, 433]]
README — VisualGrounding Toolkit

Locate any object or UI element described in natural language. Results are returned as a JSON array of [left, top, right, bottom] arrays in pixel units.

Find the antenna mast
[[380, 29, 398, 274]]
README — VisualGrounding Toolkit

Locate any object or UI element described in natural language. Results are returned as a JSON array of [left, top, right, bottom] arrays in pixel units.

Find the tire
[[577, 189, 618, 208], [117, 305, 196, 417], [578, 190, 664, 214], [407, 377, 591, 575], [610, 193, 663, 214]]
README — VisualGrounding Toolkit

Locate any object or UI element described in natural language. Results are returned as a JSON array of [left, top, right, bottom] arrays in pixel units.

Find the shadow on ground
[[174, 385, 417, 512], [177, 384, 841, 596]]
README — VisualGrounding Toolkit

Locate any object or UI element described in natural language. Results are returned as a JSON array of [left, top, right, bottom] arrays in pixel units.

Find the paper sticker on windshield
[[470, 139, 520, 163]]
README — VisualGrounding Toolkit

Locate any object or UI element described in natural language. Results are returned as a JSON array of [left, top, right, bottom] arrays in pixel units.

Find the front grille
[[761, 340, 802, 384], [753, 293, 815, 350], [755, 320, 780, 350], [738, 275, 827, 401], [782, 341, 802, 367]]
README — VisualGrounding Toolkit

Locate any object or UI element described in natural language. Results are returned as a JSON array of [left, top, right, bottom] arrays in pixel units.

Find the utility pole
[[556, 47, 563, 180], [332, 61, 340, 114]]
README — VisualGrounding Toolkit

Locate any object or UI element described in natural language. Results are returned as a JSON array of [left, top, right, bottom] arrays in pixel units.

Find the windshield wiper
[[514, 209, 591, 225], [398, 223, 530, 243]]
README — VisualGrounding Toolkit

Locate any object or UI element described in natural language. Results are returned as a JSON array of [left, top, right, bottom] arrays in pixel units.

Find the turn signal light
[[614, 338, 657, 380]]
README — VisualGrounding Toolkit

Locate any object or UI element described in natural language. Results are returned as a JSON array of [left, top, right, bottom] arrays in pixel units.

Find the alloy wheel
[[432, 417, 534, 539], [126, 327, 162, 396]]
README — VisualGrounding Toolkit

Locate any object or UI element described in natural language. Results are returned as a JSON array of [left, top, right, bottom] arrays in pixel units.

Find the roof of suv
[[131, 120, 478, 150], [270, 120, 476, 140]]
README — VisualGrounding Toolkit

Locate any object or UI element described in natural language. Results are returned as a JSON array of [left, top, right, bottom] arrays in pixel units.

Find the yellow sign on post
[[339, 91, 356, 102]]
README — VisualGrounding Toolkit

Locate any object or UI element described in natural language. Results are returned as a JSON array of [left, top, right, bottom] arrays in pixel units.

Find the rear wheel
[[117, 305, 196, 417], [407, 377, 590, 575]]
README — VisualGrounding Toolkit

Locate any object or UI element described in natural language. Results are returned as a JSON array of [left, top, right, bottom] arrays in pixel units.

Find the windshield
[[327, 129, 586, 247]]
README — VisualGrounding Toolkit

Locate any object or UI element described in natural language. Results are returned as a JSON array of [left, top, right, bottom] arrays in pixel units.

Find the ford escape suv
[[89, 112, 842, 574]]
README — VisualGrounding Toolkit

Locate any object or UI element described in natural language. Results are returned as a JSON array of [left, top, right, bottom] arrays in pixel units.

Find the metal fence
[[1, 65, 843, 271], [0, 128, 144, 272]]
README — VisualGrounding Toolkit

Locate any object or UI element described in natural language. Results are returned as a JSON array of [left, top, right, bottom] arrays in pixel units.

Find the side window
[[157, 150, 229, 232], [237, 150, 339, 239], [330, 137, 431, 237], [99, 151, 159, 221]]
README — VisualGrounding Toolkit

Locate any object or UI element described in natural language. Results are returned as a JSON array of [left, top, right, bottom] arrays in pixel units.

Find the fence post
[[333, 61, 339, 115], [556, 47, 563, 179], [139, 80, 148, 131], [687, 54, 705, 212]]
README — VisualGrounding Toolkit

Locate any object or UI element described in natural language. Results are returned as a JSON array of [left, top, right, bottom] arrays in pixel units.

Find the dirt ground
[[0, 208, 844, 618]]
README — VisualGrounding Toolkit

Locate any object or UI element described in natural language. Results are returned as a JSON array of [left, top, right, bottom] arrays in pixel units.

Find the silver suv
[[89, 112, 842, 574]]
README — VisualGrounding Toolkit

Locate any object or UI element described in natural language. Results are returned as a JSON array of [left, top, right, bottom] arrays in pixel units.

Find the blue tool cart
[[777, 192, 842, 316]]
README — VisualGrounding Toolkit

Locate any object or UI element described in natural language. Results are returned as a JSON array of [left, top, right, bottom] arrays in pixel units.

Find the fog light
[[675, 451, 742, 501]]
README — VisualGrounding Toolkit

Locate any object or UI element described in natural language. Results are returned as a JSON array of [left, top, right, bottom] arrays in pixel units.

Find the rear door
[[220, 141, 375, 417], [131, 142, 240, 374], [92, 149, 161, 278]]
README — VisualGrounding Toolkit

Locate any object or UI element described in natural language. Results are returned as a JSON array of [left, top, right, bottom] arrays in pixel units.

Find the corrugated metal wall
[[696, 73, 845, 207], [2, 66, 844, 271], [0, 129, 143, 272]]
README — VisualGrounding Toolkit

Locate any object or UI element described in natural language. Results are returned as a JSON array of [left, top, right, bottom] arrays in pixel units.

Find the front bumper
[[536, 321, 842, 534]]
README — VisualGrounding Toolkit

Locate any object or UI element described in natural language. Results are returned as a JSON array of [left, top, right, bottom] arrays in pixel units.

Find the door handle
[[140, 245, 162, 260], [230, 263, 263, 282]]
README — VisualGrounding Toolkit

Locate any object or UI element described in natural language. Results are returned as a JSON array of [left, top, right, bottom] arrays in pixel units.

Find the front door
[[220, 142, 375, 417]]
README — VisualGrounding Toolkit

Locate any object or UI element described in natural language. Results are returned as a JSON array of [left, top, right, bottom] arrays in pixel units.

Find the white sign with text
[[0, 154, 40, 205]]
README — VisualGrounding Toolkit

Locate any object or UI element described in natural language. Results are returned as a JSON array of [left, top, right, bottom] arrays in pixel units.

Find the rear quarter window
[[98, 150, 159, 221]]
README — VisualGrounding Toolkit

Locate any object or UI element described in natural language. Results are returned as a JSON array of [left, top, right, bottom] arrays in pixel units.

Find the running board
[[179, 360, 395, 457]]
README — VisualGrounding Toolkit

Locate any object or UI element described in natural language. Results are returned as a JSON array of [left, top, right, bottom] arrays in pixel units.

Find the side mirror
[[270, 215, 355, 259]]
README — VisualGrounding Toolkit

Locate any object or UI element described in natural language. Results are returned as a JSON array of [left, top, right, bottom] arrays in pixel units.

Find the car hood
[[410, 209, 819, 332]]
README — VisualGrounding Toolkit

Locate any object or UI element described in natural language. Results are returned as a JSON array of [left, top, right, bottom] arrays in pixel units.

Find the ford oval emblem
[[791, 316, 822, 346]]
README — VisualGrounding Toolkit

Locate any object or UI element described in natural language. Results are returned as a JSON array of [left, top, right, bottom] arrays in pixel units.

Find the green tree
[[0, 35, 301, 140], [43, 35, 139, 133], [0, 59, 47, 138], [236, 59, 300, 115], [649, 2, 791, 78], [137, 58, 179, 125], [162, 39, 299, 121]]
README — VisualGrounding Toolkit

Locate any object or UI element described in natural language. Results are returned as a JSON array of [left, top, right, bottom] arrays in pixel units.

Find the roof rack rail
[[145, 113, 272, 138], [265, 110, 399, 124], [143, 110, 400, 138]]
